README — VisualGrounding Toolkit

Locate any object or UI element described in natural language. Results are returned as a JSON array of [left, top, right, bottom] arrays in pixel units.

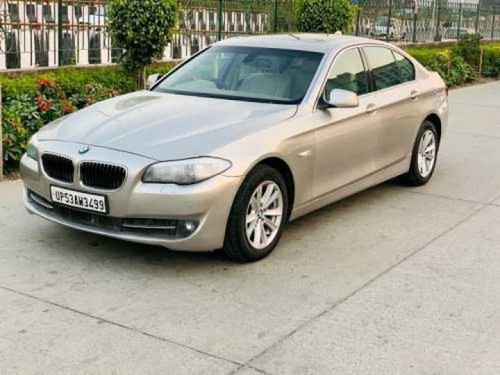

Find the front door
[[312, 47, 380, 199]]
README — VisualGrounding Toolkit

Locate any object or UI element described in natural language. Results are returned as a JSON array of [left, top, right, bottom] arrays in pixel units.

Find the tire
[[224, 165, 288, 262], [399, 120, 439, 186]]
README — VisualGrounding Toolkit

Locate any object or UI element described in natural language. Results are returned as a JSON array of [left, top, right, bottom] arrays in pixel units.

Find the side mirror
[[146, 74, 162, 89], [325, 89, 359, 108]]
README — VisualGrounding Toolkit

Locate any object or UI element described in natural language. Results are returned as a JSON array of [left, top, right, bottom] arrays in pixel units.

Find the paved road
[[1, 82, 500, 375]]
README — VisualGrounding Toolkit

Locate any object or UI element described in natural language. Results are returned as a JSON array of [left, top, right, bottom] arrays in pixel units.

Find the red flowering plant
[[31, 79, 118, 125], [63, 101, 75, 115], [2, 77, 122, 172], [32, 78, 68, 124], [71, 82, 117, 109]]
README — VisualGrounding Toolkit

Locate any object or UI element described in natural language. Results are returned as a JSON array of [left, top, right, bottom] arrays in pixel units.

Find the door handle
[[366, 104, 377, 114], [410, 90, 419, 100]]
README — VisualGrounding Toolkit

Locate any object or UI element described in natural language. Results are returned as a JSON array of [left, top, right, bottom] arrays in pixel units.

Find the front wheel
[[399, 121, 439, 186], [224, 165, 288, 262]]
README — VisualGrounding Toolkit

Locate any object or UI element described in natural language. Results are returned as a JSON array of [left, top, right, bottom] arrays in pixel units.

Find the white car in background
[[370, 17, 406, 41]]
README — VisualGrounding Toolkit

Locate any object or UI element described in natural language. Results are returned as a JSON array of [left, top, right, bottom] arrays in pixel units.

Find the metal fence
[[356, 0, 500, 43], [0, 0, 499, 71]]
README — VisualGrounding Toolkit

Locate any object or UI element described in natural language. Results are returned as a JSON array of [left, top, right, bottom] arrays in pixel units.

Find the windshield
[[154, 46, 324, 104]]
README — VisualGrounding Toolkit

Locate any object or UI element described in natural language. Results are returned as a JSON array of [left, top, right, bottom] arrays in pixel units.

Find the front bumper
[[20, 141, 241, 251]]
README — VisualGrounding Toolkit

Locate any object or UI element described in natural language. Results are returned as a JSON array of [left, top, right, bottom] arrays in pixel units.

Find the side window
[[364, 47, 401, 90], [325, 48, 369, 96], [393, 51, 415, 83]]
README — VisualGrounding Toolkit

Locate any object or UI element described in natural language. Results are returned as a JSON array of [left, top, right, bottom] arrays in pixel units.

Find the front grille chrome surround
[[41, 153, 75, 183], [80, 161, 127, 190]]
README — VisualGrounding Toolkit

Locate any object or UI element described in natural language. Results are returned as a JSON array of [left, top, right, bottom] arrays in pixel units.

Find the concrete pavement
[[1, 81, 499, 374]]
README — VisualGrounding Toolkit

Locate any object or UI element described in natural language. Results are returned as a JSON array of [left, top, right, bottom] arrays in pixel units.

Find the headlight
[[26, 139, 39, 161], [143, 157, 232, 185]]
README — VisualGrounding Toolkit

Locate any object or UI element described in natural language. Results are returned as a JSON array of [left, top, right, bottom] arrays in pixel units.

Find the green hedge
[[1, 62, 175, 173], [404, 41, 500, 86], [0, 63, 176, 100], [482, 44, 500, 77]]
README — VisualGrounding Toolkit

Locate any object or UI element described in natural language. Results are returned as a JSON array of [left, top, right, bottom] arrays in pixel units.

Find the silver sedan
[[21, 34, 448, 261]]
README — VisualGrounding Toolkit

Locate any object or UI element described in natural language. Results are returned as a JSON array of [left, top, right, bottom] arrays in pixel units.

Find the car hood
[[37, 91, 297, 160]]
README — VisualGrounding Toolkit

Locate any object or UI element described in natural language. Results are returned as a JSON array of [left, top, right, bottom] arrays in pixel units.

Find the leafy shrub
[[447, 56, 476, 85], [1, 62, 175, 173], [407, 48, 476, 86], [405, 48, 440, 68], [1, 66, 134, 101], [481, 45, 500, 77], [452, 33, 481, 67], [2, 79, 119, 171], [296, 0, 354, 34], [2, 94, 43, 168], [108, 0, 179, 88]]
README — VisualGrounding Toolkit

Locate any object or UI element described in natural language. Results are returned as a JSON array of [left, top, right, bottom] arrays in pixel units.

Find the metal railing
[[355, 0, 500, 43], [1, 0, 499, 71], [0, 0, 117, 70]]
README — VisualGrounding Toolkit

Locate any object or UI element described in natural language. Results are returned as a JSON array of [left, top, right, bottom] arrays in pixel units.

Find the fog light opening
[[176, 220, 199, 238]]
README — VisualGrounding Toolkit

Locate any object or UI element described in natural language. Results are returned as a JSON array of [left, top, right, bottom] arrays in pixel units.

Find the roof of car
[[217, 34, 391, 53]]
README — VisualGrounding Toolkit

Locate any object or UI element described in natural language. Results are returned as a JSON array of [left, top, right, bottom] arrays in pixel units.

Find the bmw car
[[21, 34, 448, 262]]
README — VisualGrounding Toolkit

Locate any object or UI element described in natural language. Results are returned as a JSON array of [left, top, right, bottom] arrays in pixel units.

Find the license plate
[[51, 186, 107, 214]]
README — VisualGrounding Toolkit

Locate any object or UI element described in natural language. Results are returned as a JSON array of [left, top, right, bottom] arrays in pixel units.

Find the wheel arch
[[424, 113, 442, 143], [254, 157, 295, 220]]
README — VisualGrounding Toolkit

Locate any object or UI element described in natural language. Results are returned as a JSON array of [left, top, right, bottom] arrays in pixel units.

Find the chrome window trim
[[312, 44, 375, 111], [390, 49, 417, 84], [363, 45, 416, 91], [312, 43, 419, 111]]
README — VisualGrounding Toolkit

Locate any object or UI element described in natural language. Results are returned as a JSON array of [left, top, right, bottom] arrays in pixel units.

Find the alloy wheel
[[417, 129, 437, 178], [245, 181, 284, 250]]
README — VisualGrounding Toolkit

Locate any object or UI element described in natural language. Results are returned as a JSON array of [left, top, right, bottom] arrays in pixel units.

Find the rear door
[[362, 46, 422, 170]]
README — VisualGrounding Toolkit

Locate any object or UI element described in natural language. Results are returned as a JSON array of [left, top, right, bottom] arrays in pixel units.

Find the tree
[[107, 0, 179, 88], [296, 0, 354, 34]]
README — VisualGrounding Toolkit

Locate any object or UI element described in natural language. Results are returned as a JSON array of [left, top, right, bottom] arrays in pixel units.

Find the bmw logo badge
[[79, 145, 91, 154]]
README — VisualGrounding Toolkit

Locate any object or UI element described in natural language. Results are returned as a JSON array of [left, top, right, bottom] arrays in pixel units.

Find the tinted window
[[364, 47, 401, 90], [325, 48, 369, 96], [155, 46, 324, 104], [393, 51, 415, 83]]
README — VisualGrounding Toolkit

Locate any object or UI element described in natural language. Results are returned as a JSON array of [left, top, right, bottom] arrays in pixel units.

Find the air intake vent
[[80, 162, 126, 190], [41, 153, 74, 183]]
